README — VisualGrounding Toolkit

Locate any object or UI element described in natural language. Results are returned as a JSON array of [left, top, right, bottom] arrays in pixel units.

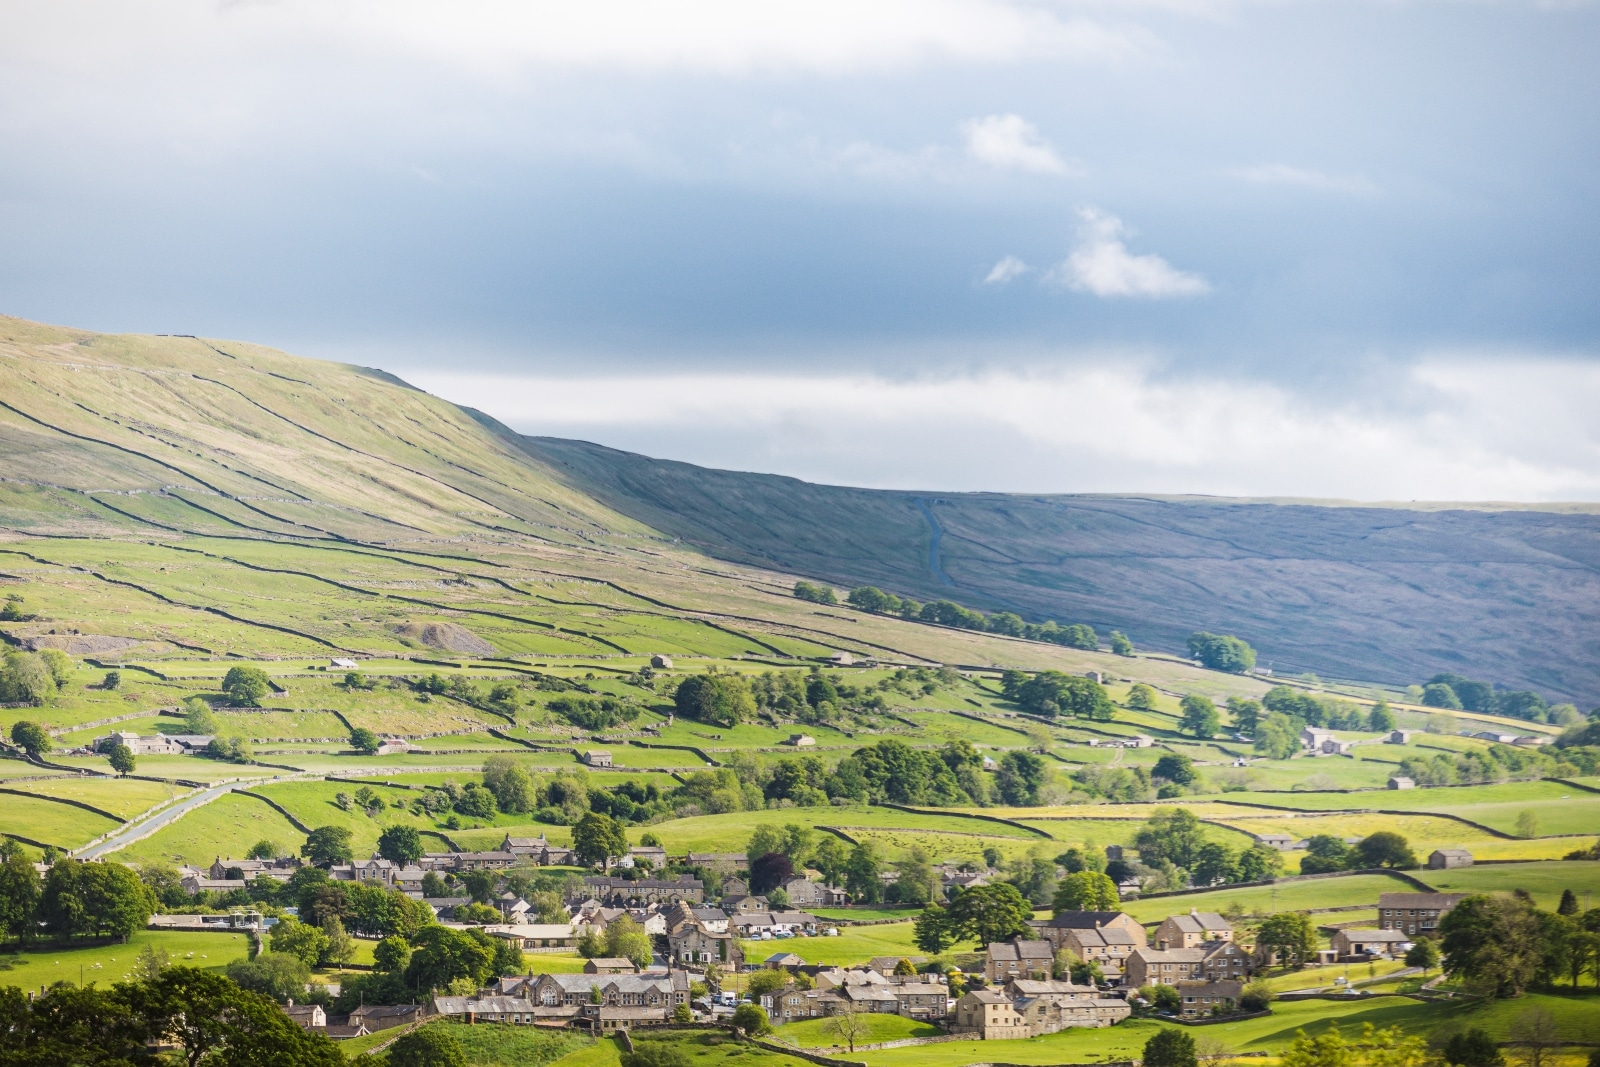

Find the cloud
[[960, 114, 1075, 175], [1048, 208, 1209, 298], [402, 355, 1600, 501], [1232, 163, 1377, 195], [983, 255, 1031, 284]]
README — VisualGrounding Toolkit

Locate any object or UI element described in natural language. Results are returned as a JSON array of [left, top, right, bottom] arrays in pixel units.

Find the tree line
[[793, 582, 1135, 656]]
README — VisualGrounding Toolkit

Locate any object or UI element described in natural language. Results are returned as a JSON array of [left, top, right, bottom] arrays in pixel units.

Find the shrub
[[389, 1026, 467, 1067]]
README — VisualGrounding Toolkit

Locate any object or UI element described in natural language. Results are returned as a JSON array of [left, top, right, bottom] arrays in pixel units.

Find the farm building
[[1387, 776, 1416, 790], [1386, 729, 1415, 744], [650, 654, 673, 668], [1255, 833, 1297, 850], [785, 733, 816, 747], [1331, 928, 1411, 958], [1428, 848, 1473, 869], [584, 750, 612, 767]]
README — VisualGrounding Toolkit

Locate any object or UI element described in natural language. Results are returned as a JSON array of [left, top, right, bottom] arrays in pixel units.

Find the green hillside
[[512, 436, 1600, 700]]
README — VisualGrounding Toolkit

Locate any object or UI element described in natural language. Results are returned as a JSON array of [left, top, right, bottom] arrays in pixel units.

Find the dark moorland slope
[[505, 434, 1600, 701]]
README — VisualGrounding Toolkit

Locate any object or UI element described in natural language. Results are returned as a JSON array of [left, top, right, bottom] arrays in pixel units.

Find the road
[[77, 772, 304, 859]]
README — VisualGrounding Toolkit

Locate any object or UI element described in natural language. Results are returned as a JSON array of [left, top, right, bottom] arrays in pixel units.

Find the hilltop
[[512, 436, 1600, 701]]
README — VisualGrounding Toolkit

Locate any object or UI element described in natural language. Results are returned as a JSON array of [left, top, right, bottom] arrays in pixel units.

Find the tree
[[1126, 683, 1156, 711], [182, 696, 218, 733], [1254, 713, 1301, 759], [301, 826, 353, 867], [1438, 894, 1543, 997], [0, 653, 56, 706], [1508, 1007, 1560, 1067], [1135, 808, 1207, 869], [1557, 889, 1579, 916], [913, 903, 953, 954], [246, 839, 280, 860], [746, 969, 789, 999], [481, 754, 533, 814], [225, 953, 313, 1003], [793, 581, 837, 605], [222, 665, 272, 707], [1515, 811, 1539, 839], [732, 1003, 770, 1036], [9, 719, 51, 758], [1404, 937, 1440, 974], [270, 917, 331, 967], [996, 751, 1049, 805], [844, 842, 882, 904], [349, 727, 379, 755], [823, 1001, 871, 1052], [1187, 633, 1257, 673], [1179, 695, 1221, 738], [1238, 980, 1274, 1013], [405, 925, 497, 992], [1422, 683, 1463, 710], [0, 846, 43, 942], [605, 915, 655, 969], [377, 825, 424, 866], [1443, 1029, 1505, 1067], [389, 1026, 468, 1067], [135, 966, 344, 1067], [1191, 843, 1239, 887], [1053, 871, 1119, 914], [750, 851, 795, 895], [1256, 912, 1317, 969], [1144, 1028, 1198, 1067], [107, 742, 136, 776], [320, 916, 357, 968], [572, 812, 629, 870], [1300, 835, 1354, 875], [1367, 701, 1396, 732], [1355, 832, 1417, 870], [1228, 698, 1263, 736], [1152, 753, 1198, 786], [1235, 845, 1283, 883], [1013, 672, 1114, 720], [674, 672, 757, 727], [945, 882, 1033, 946], [35, 648, 71, 687], [1110, 631, 1134, 656]]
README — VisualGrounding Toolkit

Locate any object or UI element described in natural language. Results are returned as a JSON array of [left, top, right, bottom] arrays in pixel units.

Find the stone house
[[1155, 910, 1233, 949], [1378, 892, 1467, 937], [951, 989, 1030, 1040], [1330, 929, 1412, 958], [985, 938, 1055, 982], [1387, 777, 1416, 790], [666, 923, 743, 966], [1125, 947, 1206, 987], [584, 750, 612, 768], [1176, 979, 1243, 1018], [1053, 924, 1142, 979]]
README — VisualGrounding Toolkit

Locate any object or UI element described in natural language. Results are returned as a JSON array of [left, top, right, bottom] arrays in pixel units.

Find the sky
[[2, 0, 1598, 500]]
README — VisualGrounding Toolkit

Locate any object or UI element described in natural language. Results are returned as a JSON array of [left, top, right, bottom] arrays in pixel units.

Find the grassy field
[[1262, 958, 1410, 991], [1217, 812, 1573, 861], [1418, 860, 1600, 911], [1121, 873, 1417, 923], [20, 775, 188, 819], [778, 1013, 939, 1047], [772, 923, 923, 966], [1, 793, 122, 849], [117, 791, 307, 866], [1205, 780, 1600, 838], [0, 929, 249, 990]]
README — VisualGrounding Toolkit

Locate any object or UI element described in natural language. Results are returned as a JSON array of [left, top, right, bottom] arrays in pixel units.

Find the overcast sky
[[2, 1, 1597, 499]]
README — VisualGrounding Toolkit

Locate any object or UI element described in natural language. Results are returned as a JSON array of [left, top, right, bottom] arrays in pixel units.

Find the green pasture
[[635, 804, 1042, 857], [1262, 958, 1410, 991], [49, 753, 277, 783], [839, 829, 1048, 866], [809, 907, 921, 921], [1420, 860, 1600, 911], [116, 791, 307, 866], [1014, 816, 1258, 852], [773, 922, 923, 966], [1122, 873, 1414, 924], [21, 775, 187, 819], [1217, 811, 1572, 861], [1205, 780, 1600, 839], [1, 792, 121, 849], [778, 1013, 939, 1048], [0, 929, 249, 991], [250, 778, 489, 854]]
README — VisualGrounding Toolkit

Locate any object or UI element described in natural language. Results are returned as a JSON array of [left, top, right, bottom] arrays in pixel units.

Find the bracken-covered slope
[[510, 436, 1600, 701]]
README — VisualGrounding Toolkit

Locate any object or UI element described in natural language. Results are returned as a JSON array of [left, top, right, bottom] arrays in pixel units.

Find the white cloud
[[1232, 163, 1377, 195], [983, 255, 1031, 284], [1048, 207, 1209, 298], [961, 114, 1075, 175], [0, 1, 1149, 81], [402, 354, 1600, 501]]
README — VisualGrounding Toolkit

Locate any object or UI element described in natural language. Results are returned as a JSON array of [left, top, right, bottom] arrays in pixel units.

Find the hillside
[[510, 436, 1600, 702]]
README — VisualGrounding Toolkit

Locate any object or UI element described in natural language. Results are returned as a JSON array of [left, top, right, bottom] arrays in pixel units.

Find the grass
[[1217, 812, 1572, 862], [1122, 873, 1414, 924], [116, 791, 306, 866], [1418, 860, 1600, 911], [20, 776, 187, 819], [1, 793, 122, 849], [1261, 958, 1409, 991], [777, 1013, 939, 1048], [773, 923, 923, 966], [367, 1020, 590, 1066], [0, 929, 249, 990]]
